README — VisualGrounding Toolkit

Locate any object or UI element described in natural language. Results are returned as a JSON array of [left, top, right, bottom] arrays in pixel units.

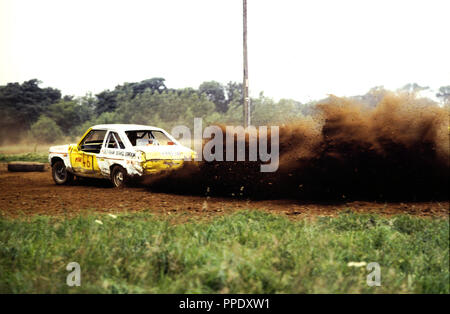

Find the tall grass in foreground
[[0, 211, 448, 293]]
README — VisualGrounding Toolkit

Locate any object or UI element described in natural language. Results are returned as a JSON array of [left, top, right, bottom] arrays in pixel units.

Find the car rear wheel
[[111, 166, 128, 188], [52, 160, 74, 185]]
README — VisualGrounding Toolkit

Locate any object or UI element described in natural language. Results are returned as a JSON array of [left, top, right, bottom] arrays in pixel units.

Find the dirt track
[[0, 168, 448, 220]]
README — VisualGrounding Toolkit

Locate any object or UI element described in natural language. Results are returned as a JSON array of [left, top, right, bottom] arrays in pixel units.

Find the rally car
[[48, 124, 194, 187]]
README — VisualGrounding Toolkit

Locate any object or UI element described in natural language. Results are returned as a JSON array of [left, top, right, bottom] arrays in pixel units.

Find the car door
[[70, 129, 107, 176], [96, 131, 126, 175]]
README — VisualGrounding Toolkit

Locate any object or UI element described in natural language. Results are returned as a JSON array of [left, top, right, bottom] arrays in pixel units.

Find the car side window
[[106, 132, 125, 149], [80, 130, 107, 153]]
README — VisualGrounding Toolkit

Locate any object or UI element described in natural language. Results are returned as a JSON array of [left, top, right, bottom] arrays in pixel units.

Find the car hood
[[49, 144, 73, 153]]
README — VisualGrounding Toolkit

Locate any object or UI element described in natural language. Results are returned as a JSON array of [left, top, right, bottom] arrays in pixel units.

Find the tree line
[[0, 78, 448, 144], [0, 78, 309, 143]]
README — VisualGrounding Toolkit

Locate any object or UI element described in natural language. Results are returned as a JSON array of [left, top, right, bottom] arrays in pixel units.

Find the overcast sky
[[0, 0, 449, 102]]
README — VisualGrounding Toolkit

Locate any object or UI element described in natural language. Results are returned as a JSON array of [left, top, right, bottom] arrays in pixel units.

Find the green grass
[[0, 152, 48, 163], [0, 211, 448, 293]]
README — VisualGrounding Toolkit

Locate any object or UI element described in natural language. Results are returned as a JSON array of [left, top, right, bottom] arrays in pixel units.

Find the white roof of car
[[92, 124, 164, 132]]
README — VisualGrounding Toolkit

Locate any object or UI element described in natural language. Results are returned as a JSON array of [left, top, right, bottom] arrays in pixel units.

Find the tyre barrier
[[7, 162, 46, 172]]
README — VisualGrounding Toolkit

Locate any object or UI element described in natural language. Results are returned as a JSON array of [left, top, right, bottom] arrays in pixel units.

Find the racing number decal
[[83, 154, 94, 170]]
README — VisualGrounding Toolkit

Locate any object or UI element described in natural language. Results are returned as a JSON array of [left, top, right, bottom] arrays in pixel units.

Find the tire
[[52, 160, 74, 185], [111, 166, 128, 188], [8, 162, 45, 172]]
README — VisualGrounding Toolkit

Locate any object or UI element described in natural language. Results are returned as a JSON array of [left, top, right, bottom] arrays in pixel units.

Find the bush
[[29, 115, 63, 143]]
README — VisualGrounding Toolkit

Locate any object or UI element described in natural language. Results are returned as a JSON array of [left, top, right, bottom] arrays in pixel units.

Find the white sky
[[0, 0, 449, 102]]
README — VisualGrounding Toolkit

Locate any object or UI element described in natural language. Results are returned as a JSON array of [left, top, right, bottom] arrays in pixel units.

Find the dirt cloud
[[148, 92, 449, 201]]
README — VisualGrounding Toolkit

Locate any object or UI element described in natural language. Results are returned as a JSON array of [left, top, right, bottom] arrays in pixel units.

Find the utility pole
[[243, 0, 250, 127]]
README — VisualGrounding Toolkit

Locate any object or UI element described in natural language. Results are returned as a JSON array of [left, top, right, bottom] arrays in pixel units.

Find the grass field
[[0, 153, 48, 163], [0, 143, 48, 163], [0, 211, 448, 293]]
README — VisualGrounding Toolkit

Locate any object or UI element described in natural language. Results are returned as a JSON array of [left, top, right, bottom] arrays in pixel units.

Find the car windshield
[[125, 130, 175, 146]]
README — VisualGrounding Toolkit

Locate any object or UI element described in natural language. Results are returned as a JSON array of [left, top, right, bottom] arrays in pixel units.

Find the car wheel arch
[[110, 163, 126, 173], [51, 156, 64, 167]]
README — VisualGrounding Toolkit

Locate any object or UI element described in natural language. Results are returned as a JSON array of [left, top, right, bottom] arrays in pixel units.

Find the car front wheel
[[52, 160, 74, 185]]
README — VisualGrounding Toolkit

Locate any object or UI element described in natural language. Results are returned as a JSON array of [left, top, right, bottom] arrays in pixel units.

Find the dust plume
[[148, 92, 449, 201]]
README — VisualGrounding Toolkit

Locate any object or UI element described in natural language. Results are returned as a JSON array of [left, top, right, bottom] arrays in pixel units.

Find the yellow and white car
[[49, 124, 194, 187]]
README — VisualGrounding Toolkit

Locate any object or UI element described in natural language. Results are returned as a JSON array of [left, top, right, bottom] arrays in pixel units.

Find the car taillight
[[136, 151, 146, 162]]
